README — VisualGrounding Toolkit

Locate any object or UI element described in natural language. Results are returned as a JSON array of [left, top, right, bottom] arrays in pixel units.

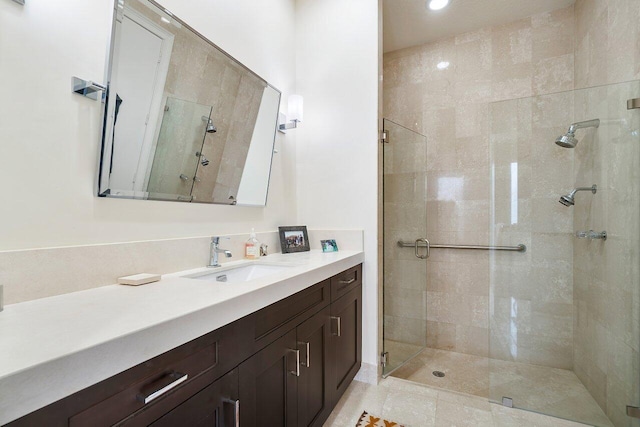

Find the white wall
[[295, 0, 380, 366], [0, 0, 380, 367], [0, 0, 297, 251]]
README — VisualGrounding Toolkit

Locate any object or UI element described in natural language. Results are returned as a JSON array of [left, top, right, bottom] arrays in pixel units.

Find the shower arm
[[570, 185, 597, 196], [567, 119, 600, 134]]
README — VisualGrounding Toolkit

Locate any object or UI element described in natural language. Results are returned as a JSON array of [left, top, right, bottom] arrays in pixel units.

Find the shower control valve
[[575, 230, 607, 241]]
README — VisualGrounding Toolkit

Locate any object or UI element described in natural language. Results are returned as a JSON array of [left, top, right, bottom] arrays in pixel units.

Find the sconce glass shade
[[288, 94, 303, 122]]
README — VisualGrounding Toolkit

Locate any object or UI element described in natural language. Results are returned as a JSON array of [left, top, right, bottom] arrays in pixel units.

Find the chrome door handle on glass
[[415, 238, 430, 259]]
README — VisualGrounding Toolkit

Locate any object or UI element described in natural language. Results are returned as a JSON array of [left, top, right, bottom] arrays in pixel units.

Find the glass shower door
[[382, 118, 429, 377], [488, 80, 640, 427]]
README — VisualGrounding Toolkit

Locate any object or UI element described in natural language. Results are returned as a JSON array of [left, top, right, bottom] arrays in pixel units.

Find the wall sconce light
[[278, 94, 303, 133]]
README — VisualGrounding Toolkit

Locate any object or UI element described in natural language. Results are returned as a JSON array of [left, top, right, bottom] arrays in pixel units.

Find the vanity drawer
[[238, 279, 331, 354], [330, 264, 362, 302], [66, 324, 238, 427]]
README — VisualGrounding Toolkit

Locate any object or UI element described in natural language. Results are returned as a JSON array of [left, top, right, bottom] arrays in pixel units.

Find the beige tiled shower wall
[[383, 5, 576, 361], [572, 81, 640, 427], [574, 0, 640, 90], [571, 1, 640, 425], [489, 89, 575, 369]]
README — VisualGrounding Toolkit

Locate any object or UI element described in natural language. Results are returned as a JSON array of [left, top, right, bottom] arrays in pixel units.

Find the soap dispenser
[[245, 228, 260, 260]]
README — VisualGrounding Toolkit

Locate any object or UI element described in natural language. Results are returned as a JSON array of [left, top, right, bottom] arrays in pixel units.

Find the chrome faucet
[[208, 236, 232, 267]]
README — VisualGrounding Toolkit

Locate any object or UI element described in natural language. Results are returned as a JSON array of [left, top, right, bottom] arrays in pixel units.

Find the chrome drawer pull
[[331, 316, 341, 337], [338, 278, 356, 285], [137, 371, 188, 404], [223, 398, 240, 427], [289, 349, 300, 376], [299, 341, 311, 368]]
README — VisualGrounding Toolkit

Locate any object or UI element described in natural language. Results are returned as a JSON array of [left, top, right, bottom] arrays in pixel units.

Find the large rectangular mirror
[[98, 0, 281, 206]]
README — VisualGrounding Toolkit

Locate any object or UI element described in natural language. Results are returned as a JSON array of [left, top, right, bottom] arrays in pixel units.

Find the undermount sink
[[185, 263, 293, 283]]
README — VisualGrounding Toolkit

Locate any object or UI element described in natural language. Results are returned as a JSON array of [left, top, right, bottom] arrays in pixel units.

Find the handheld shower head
[[555, 119, 600, 148], [558, 185, 597, 207]]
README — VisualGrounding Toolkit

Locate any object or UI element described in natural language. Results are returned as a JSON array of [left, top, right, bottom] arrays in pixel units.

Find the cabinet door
[[239, 329, 298, 427], [296, 306, 333, 427], [148, 369, 238, 427], [330, 285, 362, 405]]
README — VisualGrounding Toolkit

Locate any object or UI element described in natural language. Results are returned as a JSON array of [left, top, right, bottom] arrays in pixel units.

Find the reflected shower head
[[202, 116, 217, 133], [555, 119, 600, 148], [559, 185, 597, 207]]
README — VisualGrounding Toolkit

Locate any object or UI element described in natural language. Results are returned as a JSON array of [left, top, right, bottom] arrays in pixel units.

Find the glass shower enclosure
[[382, 118, 429, 376], [489, 79, 640, 427]]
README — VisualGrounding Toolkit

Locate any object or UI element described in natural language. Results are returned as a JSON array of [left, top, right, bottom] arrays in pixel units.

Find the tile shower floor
[[384, 344, 612, 427], [323, 376, 585, 427]]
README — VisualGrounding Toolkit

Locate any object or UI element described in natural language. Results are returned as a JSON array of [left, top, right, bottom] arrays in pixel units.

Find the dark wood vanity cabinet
[[330, 285, 362, 405], [146, 369, 238, 427], [238, 329, 299, 426], [296, 306, 333, 427], [6, 264, 362, 427]]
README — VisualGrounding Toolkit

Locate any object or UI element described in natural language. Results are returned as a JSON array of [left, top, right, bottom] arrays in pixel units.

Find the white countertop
[[0, 250, 364, 424]]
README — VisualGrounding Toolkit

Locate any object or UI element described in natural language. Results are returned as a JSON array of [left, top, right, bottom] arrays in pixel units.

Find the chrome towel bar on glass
[[398, 240, 526, 253]]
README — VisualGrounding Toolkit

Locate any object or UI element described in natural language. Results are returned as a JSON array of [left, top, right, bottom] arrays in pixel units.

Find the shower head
[[202, 116, 217, 133], [559, 193, 575, 206], [555, 133, 578, 148], [555, 119, 600, 148], [559, 185, 597, 207]]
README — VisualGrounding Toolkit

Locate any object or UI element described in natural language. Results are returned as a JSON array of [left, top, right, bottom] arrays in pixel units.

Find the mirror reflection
[[99, 0, 281, 206]]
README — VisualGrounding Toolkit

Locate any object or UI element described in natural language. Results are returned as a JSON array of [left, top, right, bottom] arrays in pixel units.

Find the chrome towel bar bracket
[[72, 77, 107, 101]]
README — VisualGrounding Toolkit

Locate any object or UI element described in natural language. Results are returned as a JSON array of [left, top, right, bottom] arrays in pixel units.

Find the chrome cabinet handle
[[137, 371, 188, 404], [223, 398, 240, 427], [331, 316, 341, 337], [299, 341, 311, 368], [338, 278, 356, 285], [415, 238, 430, 259], [289, 349, 300, 376]]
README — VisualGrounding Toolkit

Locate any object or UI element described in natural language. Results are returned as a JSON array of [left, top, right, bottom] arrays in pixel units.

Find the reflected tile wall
[[572, 81, 640, 427], [383, 5, 576, 360], [130, 1, 264, 203]]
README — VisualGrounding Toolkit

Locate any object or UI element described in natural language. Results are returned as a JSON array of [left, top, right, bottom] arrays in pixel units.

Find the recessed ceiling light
[[437, 61, 450, 70], [428, 0, 450, 11]]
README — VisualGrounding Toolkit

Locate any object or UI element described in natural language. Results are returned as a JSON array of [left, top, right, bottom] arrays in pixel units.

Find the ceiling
[[383, 0, 576, 53]]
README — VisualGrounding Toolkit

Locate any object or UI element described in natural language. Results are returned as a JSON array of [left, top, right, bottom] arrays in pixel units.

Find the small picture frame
[[321, 239, 338, 253], [278, 226, 310, 254]]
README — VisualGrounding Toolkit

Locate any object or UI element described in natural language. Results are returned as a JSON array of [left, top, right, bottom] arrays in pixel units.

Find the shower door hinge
[[627, 405, 640, 418], [380, 352, 389, 367], [502, 397, 513, 408], [380, 130, 389, 144]]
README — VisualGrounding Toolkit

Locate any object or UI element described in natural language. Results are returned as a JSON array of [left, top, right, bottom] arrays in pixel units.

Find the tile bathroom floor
[[323, 376, 587, 427], [386, 346, 612, 427]]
